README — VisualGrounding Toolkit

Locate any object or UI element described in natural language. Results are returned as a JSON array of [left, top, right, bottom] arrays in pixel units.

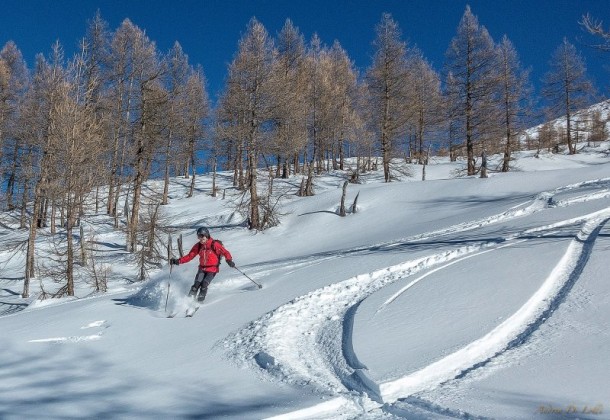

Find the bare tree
[[215, 74, 247, 190], [445, 6, 499, 175], [542, 38, 594, 155], [496, 35, 532, 171], [588, 109, 607, 145], [110, 20, 167, 252], [406, 50, 443, 164], [366, 13, 411, 182], [18, 40, 104, 298], [300, 33, 324, 196], [81, 11, 110, 108], [217, 18, 277, 230], [536, 120, 558, 154], [52, 47, 104, 296], [326, 41, 361, 171], [21, 48, 66, 298], [580, 14, 610, 51], [134, 198, 170, 281], [80, 12, 111, 214], [444, 71, 462, 162], [106, 19, 137, 224], [272, 19, 308, 178], [0, 41, 30, 210], [182, 67, 209, 198], [161, 42, 189, 205]]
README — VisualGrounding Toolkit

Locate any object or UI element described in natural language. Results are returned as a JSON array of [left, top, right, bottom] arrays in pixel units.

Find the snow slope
[[1, 145, 609, 419]]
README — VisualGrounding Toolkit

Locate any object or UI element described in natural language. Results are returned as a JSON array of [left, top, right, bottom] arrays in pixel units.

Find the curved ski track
[[221, 179, 610, 419]]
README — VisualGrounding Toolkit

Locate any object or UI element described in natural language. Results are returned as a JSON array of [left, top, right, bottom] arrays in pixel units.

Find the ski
[[186, 306, 200, 317], [167, 312, 178, 318]]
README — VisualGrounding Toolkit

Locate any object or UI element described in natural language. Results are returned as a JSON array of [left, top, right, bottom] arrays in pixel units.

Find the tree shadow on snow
[[0, 342, 151, 419], [0, 340, 300, 419], [177, 382, 312, 420], [246, 224, 581, 276]]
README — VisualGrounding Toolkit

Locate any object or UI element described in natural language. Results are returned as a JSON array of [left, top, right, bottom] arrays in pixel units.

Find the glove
[[169, 258, 180, 266], [226, 260, 236, 268]]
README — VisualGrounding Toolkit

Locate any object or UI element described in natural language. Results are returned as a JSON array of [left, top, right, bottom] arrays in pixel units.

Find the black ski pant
[[189, 269, 216, 302]]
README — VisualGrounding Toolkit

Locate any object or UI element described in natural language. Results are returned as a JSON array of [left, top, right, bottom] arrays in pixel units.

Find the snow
[[1, 142, 610, 419]]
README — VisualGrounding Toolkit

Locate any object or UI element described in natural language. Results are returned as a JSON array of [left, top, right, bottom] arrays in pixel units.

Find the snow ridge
[[222, 179, 610, 418], [223, 244, 492, 391], [380, 208, 610, 402]]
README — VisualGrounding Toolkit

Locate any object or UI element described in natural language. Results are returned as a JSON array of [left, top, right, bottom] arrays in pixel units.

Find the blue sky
[[1, 0, 609, 104]]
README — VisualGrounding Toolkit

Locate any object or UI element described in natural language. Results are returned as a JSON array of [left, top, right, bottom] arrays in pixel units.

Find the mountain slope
[[1, 147, 609, 419]]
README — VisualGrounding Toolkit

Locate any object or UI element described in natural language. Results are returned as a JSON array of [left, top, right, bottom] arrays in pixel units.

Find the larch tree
[[81, 11, 110, 108], [215, 65, 247, 190], [182, 66, 209, 198], [302, 33, 325, 195], [0, 41, 30, 210], [406, 50, 443, 164], [105, 19, 167, 252], [80, 12, 111, 214], [21, 46, 66, 297], [106, 19, 137, 224], [310, 42, 339, 173], [272, 19, 308, 178], [218, 18, 277, 230], [443, 71, 461, 161], [580, 13, 610, 51], [161, 42, 190, 205], [327, 40, 360, 171], [496, 35, 532, 171], [128, 64, 167, 253], [444, 6, 499, 175], [0, 58, 8, 170], [50, 45, 104, 296], [366, 13, 411, 182], [542, 38, 594, 155], [588, 109, 607, 145]]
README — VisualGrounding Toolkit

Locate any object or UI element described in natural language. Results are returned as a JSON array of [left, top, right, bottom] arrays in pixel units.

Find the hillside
[[1, 140, 610, 418]]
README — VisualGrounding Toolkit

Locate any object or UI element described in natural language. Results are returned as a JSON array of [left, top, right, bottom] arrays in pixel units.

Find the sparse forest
[[0, 8, 606, 296]]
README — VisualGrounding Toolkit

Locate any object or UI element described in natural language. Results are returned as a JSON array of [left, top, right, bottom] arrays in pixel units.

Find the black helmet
[[196, 227, 210, 238]]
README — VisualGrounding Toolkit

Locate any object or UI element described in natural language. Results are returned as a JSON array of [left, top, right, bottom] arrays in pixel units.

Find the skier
[[169, 227, 235, 303]]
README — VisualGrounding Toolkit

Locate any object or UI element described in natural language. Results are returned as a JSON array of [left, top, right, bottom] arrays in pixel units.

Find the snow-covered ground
[[1, 144, 609, 419]]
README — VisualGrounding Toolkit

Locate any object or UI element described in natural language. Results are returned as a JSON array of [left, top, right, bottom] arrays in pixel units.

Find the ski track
[[222, 179, 610, 419], [379, 210, 610, 402], [376, 240, 527, 314]]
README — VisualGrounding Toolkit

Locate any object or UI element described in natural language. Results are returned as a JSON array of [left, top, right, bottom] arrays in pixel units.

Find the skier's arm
[[215, 242, 233, 264], [221, 246, 233, 262], [179, 244, 199, 264]]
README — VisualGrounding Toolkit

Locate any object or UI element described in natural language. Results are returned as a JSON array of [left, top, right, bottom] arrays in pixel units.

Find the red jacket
[[179, 238, 232, 273]]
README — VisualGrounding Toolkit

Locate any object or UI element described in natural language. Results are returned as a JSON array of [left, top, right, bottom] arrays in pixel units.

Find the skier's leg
[[197, 272, 216, 303], [189, 269, 206, 298], [188, 281, 201, 298]]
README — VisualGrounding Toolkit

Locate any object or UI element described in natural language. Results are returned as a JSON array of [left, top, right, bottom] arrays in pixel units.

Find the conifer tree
[[0, 41, 30, 210], [366, 13, 411, 182], [272, 19, 308, 178], [217, 18, 277, 230], [542, 38, 594, 155], [406, 50, 443, 164], [445, 6, 499, 175], [496, 35, 532, 171]]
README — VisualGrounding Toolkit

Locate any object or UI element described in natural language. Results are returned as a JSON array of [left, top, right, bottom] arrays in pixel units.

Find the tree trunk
[[188, 142, 197, 198], [162, 124, 174, 204], [339, 181, 348, 217], [66, 219, 75, 296], [248, 147, 259, 230]]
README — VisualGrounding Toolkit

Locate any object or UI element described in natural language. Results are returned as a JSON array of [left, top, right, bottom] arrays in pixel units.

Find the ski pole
[[165, 264, 173, 312], [234, 266, 262, 289]]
